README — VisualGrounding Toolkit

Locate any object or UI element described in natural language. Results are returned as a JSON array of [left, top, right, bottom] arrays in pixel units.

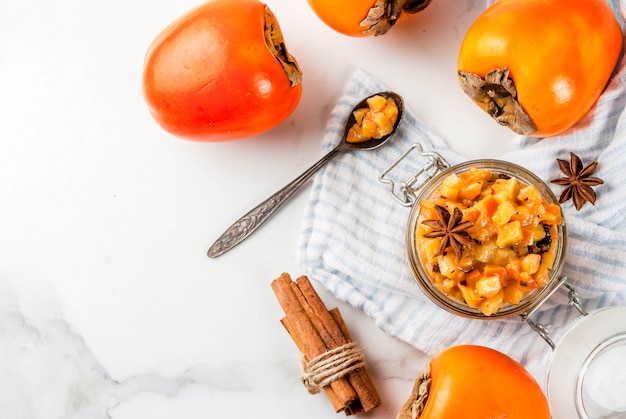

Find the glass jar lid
[[547, 306, 626, 418]]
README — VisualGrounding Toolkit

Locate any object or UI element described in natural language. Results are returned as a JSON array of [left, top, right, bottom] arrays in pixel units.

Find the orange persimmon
[[142, 0, 302, 142], [398, 345, 550, 419], [457, 0, 623, 137], [306, 0, 432, 37]]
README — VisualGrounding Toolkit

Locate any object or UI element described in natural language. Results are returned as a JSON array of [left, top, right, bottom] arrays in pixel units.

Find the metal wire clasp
[[521, 276, 589, 350], [378, 143, 449, 207]]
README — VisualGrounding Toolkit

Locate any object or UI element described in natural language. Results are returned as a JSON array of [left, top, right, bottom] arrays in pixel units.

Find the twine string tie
[[301, 341, 366, 394]]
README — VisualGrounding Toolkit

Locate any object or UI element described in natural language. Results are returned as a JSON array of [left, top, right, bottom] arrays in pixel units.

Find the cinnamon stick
[[271, 272, 381, 415], [271, 273, 358, 411], [280, 317, 345, 411], [293, 275, 381, 412]]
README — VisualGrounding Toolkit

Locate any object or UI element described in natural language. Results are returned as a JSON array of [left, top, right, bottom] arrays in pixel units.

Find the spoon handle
[[208, 146, 341, 258]]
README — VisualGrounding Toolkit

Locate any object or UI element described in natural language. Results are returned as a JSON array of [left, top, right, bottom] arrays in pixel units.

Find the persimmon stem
[[458, 68, 537, 136], [403, 0, 432, 13]]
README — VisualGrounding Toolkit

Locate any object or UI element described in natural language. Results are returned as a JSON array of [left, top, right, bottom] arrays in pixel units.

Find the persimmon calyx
[[360, 0, 432, 36], [458, 68, 537, 136], [396, 364, 431, 419], [264, 7, 302, 87]]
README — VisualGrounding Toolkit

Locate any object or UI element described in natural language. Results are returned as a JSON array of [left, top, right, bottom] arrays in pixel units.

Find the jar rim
[[406, 159, 567, 319]]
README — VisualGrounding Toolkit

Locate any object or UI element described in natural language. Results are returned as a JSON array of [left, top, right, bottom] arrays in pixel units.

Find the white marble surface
[[0, 0, 532, 418]]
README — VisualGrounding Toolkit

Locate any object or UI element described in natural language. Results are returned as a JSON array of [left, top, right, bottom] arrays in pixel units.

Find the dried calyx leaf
[[360, 0, 398, 35], [264, 7, 302, 87], [458, 68, 537, 136], [360, 0, 432, 36], [396, 364, 431, 419]]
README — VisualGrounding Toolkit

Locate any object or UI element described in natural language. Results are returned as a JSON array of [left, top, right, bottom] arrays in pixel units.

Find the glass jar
[[404, 159, 567, 320]]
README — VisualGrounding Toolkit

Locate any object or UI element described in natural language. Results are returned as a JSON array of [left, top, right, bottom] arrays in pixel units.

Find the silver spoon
[[207, 91, 404, 258]]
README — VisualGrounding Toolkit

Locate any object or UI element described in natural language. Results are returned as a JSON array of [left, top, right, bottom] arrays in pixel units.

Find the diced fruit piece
[[361, 119, 378, 138], [420, 234, 443, 262], [439, 253, 465, 281], [522, 224, 546, 246], [457, 256, 476, 272], [492, 178, 520, 202], [441, 278, 457, 294], [367, 94, 387, 110], [476, 275, 502, 298], [483, 264, 507, 281], [506, 258, 522, 280], [496, 221, 523, 246], [510, 205, 534, 226], [473, 243, 495, 264], [534, 266, 551, 287], [490, 248, 517, 266], [518, 184, 541, 203], [479, 290, 505, 316], [521, 254, 541, 274], [353, 108, 366, 124], [463, 207, 482, 223], [459, 284, 483, 308], [476, 195, 498, 217], [541, 203, 562, 224], [439, 174, 460, 201], [492, 200, 516, 226], [459, 180, 484, 200], [464, 269, 482, 288], [504, 282, 524, 305]]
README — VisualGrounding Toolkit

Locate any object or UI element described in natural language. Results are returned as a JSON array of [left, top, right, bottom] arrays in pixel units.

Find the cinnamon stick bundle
[[271, 272, 381, 415]]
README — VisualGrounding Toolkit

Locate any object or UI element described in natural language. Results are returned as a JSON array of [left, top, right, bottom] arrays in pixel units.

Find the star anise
[[421, 205, 474, 261], [550, 152, 604, 211]]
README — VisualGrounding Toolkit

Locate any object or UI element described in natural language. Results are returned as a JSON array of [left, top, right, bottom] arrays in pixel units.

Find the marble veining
[[0, 296, 423, 419]]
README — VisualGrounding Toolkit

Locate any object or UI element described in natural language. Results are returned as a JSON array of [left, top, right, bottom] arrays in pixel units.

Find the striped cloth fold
[[297, 1, 626, 373]]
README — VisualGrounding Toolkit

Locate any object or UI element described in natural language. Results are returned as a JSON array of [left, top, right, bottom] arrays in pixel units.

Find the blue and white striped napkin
[[297, 1, 626, 371]]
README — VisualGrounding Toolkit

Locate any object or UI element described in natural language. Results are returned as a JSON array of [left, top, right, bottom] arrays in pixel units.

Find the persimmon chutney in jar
[[407, 160, 567, 319]]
